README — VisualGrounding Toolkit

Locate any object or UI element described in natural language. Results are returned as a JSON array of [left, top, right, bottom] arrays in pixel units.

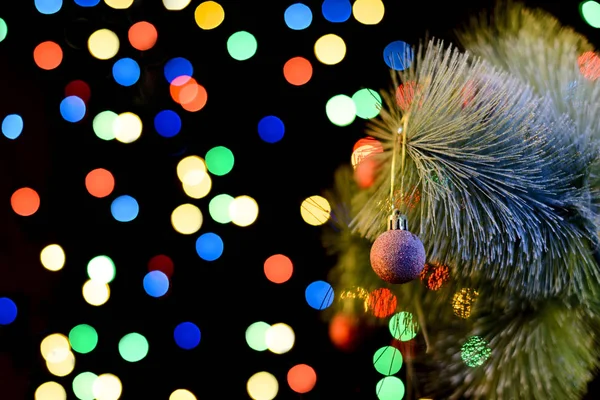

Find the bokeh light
[[87, 255, 116, 284], [164, 57, 194, 83], [321, 0, 352, 22], [170, 75, 196, 104], [128, 21, 158, 51], [75, 0, 101, 6], [35, 0, 62, 15], [352, 0, 385, 25], [195, 232, 224, 261], [229, 195, 259, 227], [264, 254, 293, 284], [305, 280, 334, 310], [183, 175, 212, 199], [104, 0, 133, 9], [148, 254, 174, 278], [205, 146, 234, 176], [174, 322, 201, 350], [112, 58, 140, 86], [283, 57, 313, 86], [2, 114, 24, 139], [180, 83, 208, 112], [352, 88, 381, 119], [314, 34, 346, 65], [300, 195, 331, 226], [0, 18, 6, 42], [246, 321, 270, 351], [92, 374, 122, 400], [35, 382, 67, 400], [373, 345, 403, 375], [258, 115, 285, 143], [171, 203, 203, 234], [227, 31, 257, 61], [11, 187, 41, 217], [209, 194, 233, 223], [40, 333, 70, 364], [177, 155, 207, 185], [375, 376, 405, 400], [40, 244, 66, 272], [113, 112, 142, 143], [154, 110, 182, 137], [389, 311, 419, 341], [93, 111, 117, 140], [0, 297, 17, 325], [366, 288, 397, 318], [284, 3, 312, 30], [326, 94, 356, 126], [72, 371, 97, 400], [65, 80, 91, 103], [287, 364, 317, 394], [34, 41, 63, 70], [195, 1, 225, 30], [383, 40, 413, 70], [46, 350, 75, 377], [111, 195, 139, 222], [581, 1, 600, 28], [265, 323, 295, 354], [170, 389, 197, 400], [143, 270, 170, 297], [69, 324, 98, 354], [247, 372, 279, 400], [82, 280, 110, 306], [60, 96, 86, 123], [163, 0, 191, 10], [88, 29, 120, 60], [86, 168, 115, 198], [118, 332, 149, 362]]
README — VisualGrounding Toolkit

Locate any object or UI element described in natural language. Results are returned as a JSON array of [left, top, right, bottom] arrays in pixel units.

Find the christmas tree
[[322, 2, 600, 399]]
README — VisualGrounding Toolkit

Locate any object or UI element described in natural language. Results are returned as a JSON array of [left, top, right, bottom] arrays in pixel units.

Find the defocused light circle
[[154, 110, 182, 137], [581, 1, 600, 28], [352, 88, 382, 119], [40, 333, 70, 364], [258, 115, 285, 143], [383, 40, 413, 71], [265, 323, 295, 354], [143, 271, 170, 297], [183, 176, 212, 199], [60, 96, 86, 123], [72, 372, 97, 400], [40, 244, 66, 272], [85, 168, 115, 198], [287, 364, 317, 394], [118, 333, 149, 362], [284, 3, 312, 30], [0, 18, 6, 43], [111, 195, 139, 222], [164, 57, 193, 84], [0, 297, 17, 325], [65, 80, 91, 103], [205, 146, 234, 176], [177, 156, 207, 185], [112, 58, 140, 86], [314, 34, 346, 65], [75, 0, 100, 6], [88, 29, 120, 60], [264, 254, 293, 284], [195, 232, 223, 261], [305, 280, 334, 309], [171, 204, 203, 234], [92, 374, 122, 400], [35, 382, 67, 400], [148, 254, 174, 278], [326, 94, 356, 126], [93, 111, 117, 140], [227, 31, 257, 61], [195, 1, 225, 30], [128, 21, 157, 51], [113, 112, 142, 143], [104, 0, 133, 9], [209, 194, 233, 223], [163, 0, 191, 10], [46, 350, 75, 377], [352, 0, 385, 25], [321, 0, 351, 22], [87, 255, 116, 284], [375, 376, 405, 399], [11, 187, 40, 217], [300, 195, 331, 226], [373, 345, 403, 375], [229, 195, 259, 227], [247, 371, 279, 400], [34, 41, 63, 70], [69, 324, 98, 354], [35, 0, 62, 15], [170, 389, 197, 400], [174, 322, 201, 350], [2, 114, 24, 139], [82, 280, 110, 306], [283, 57, 312, 86], [246, 321, 270, 351]]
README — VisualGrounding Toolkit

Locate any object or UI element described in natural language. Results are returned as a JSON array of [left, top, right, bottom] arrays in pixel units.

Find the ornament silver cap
[[388, 208, 408, 231]]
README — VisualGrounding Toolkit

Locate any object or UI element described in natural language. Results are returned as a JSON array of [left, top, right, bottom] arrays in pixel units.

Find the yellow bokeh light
[[163, 0, 191, 11], [104, 0, 133, 9], [40, 333, 71, 364], [88, 29, 120, 60], [177, 156, 207, 186], [194, 1, 225, 30], [300, 195, 331, 226], [314, 34, 346, 65], [247, 371, 279, 400], [93, 373, 123, 400], [352, 0, 385, 25], [182, 175, 212, 199], [47, 350, 75, 377], [82, 279, 111, 306], [40, 244, 65, 272], [170, 389, 197, 400], [265, 323, 295, 354], [171, 204, 203, 234], [113, 112, 142, 143], [229, 195, 259, 227], [35, 381, 67, 400]]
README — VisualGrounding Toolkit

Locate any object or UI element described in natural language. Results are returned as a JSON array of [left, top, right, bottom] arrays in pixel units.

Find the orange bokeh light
[[181, 83, 207, 112], [283, 57, 313, 86], [396, 81, 420, 111], [33, 41, 63, 70], [579, 51, 600, 81], [128, 21, 158, 51], [170, 76, 196, 104], [264, 254, 293, 284], [85, 168, 115, 198], [366, 288, 397, 318], [11, 187, 41, 216], [354, 158, 378, 189], [329, 313, 359, 352], [287, 364, 317, 394]]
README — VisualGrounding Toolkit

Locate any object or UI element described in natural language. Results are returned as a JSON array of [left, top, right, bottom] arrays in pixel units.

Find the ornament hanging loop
[[388, 209, 408, 231]]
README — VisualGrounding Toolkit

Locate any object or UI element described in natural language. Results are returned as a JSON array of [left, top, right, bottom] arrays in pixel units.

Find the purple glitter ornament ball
[[370, 229, 426, 284]]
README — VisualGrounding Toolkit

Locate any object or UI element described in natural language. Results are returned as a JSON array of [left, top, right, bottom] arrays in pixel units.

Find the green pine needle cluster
[[320, 1, 600, 399]]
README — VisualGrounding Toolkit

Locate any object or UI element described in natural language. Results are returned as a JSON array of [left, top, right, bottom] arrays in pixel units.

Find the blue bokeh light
[[305, 280, 334, 310], [195, 233, 224, 261], [111, 195, 139, 222], [321, 0, 351, 23], [2, 114, 24, 140], [74, 0, 100, 6], [257, 115, 285, 143], [174, 322, 201, 350], [383, 40, 414, 71], [0, 297, 17, 325], [35, 0, 62, 14], [154, 110, 182, 138], [284, 3, 313, 30], [112, 58, 141, 87], [60, 96, 86, 123], [164, 57, 194, 84], [143, 271, 169, 298]]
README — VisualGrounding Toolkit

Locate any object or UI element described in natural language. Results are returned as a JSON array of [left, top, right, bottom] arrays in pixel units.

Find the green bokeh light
[[373, 346, 403, 375], [205, 146, 234, 176], [209, 194, 234, 224], [352, 88, 382, 119], [376, 376, 405, 400], [325, 94, 356, 127], [389, 311, 418, 341], [227, 31, 257, 61], [72, 371, 98, 400], [69, 324, 98, 354], [245, 321, 270, 351], [118, 333, 149, 362], [93, 111, 117, 141], [87, 255, 116, 284], [581, 1, 600, 28], [461, 335, 491, 367], [0, 18, 7, 43]]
